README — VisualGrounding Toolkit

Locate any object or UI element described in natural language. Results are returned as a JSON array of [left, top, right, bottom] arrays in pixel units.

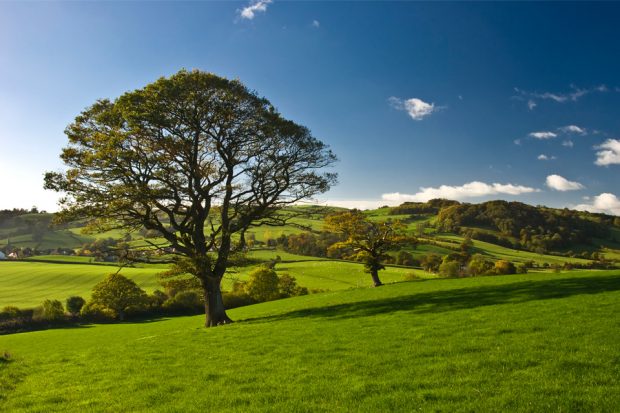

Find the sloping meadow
[[1, 270, 620, 412]]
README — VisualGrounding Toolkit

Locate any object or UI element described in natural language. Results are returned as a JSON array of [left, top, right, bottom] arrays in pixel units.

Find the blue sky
[[0, 1, 619, 214]]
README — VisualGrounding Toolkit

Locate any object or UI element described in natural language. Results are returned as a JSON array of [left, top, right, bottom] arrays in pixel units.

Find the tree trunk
[[370, 270, 383, 287], [203, 276, 233, 327]]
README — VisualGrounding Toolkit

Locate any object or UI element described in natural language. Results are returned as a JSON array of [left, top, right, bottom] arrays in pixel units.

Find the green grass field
[[1, 270, 619, 411], [0, 262, 163, 309], [0, 254, 425, 309]]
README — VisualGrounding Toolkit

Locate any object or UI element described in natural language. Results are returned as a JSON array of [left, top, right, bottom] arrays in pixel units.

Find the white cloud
[[389, 96, 439, 120], [560, 125, 587, 135], [382, 181, 540, 202], [562, 140, 574, 148], [545, 174, 585, 191], [312, 20, 320, 28], [574, 193, 620, 216], [594, 138, 620, 166], [513, 139, 522, 146], [529, 131, 557, 139], [317, 199, 398, 210], [537, 154, 556, 161], [239, 0, 272, 20], [514, 85, 608, 109]]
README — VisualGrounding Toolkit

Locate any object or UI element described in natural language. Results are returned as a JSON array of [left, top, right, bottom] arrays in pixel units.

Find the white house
[[0, 251, 6, 260]]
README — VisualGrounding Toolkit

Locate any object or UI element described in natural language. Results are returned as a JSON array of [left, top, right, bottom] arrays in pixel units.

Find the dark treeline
[[435, 200, 619, 253]]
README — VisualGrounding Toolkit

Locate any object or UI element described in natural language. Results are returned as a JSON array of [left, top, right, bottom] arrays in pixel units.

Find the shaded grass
[[1, 270, 619, 412]]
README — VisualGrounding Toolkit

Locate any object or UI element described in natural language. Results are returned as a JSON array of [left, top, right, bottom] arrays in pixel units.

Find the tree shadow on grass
[[242, 274, 620, 324]]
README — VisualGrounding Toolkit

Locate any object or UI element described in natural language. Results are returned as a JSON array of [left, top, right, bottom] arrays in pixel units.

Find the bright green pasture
[[436, 233, 594, 265], [1, 270, 619, 411], [224, 260, 429, 291], [0, 262, 162, 309]]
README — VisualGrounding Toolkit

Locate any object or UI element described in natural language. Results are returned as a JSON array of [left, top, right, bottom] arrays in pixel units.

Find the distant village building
[[0, 251, 5, 260], [8, 252, 18, 260]]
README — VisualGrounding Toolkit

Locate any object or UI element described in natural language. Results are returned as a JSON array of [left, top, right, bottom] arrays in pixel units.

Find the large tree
[[45, 70, 337, 326], [324, 211, 411, 287]]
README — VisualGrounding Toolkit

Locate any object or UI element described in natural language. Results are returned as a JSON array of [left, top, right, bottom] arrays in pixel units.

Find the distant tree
[[460, 236, 474, 254], [36, 299, 65, 321], [44, 69, 337, 327], [467, 254, 491, 276], [492, 260, 516, 275], [325, 211, 411, 286], [245, 266, 281, 302], [66, 296, 86, 316], [439, 256, 460, 277], [395, 250, 416, 266], [420, 253, 442, 273], [278, 273, 308, 297], [90, 273, 148, 320]]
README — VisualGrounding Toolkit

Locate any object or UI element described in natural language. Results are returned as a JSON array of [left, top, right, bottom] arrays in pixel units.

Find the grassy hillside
[[1, 270, 619, 411]]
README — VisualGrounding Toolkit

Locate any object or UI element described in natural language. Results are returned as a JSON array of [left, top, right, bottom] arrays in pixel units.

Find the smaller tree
[[90, 273, 148, 320], [325, 211, 412, 286], [66, 296, 86, 316], [37, 299, 65, 321], [468, 254, 491, 276], [420, 253, 442, 273], [493, 260, 516, 275], [439, 256, 460, 277], [278, 274, 308, 297], [245, 266, 281, 302]]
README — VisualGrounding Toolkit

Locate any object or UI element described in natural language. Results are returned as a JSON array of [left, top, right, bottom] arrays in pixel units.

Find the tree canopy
[[324, 210, 411, 286], [45, 69, 337, 326]]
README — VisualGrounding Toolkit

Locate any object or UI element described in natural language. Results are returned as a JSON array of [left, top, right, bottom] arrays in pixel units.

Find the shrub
[[493, 260, 516, 275], [149, 290, 168, 307], [66, 296, 86, 316], [222, 291, 256, 309], [403, 272, 421, 281], [1, 306, 22, 320], [516, 263, 528, 274], [439, 260, 460, 277], [80, 302, 116, 322], [163, 291, 204, 313], [278, 274, 308, 297], [245, 266, 280, 302], [34, 299, 65, 321]]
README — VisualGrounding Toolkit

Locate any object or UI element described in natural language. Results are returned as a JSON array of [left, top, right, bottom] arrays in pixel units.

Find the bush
[[163, 291, 203, 313], [245, 266, 280, 302], [66, 296, 86, 316], [80, 302, 116, 322], [222, 291, 256, 309], [439, 260, 460, 277], [493, 260, 516, 275], [278, 274, 308, 297], [34, 299, 65, 321], [149, 290, 168, 307], [1, 306, 22, 320], [403, 272, 421, 281]]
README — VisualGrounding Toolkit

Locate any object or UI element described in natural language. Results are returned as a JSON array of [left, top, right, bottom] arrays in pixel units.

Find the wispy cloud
[[574, 193, 620, 216], [514, 85, 608, 109], [559, 125, 587, 135], [312, 20, 320, 28], [594, 138, 620, 166], [382, 181, 540, 202], [537, 154, 556, 161], [529, 131, 557, 140], [546, 174, 584, 191], [562, 140, 574, 148], [388, 97, 440, 121], [239, 0, 272, 20]]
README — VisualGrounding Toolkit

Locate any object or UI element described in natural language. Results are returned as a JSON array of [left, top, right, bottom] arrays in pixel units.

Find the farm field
[[0, 254, 426, 309], [1, 270, 619, 412]]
